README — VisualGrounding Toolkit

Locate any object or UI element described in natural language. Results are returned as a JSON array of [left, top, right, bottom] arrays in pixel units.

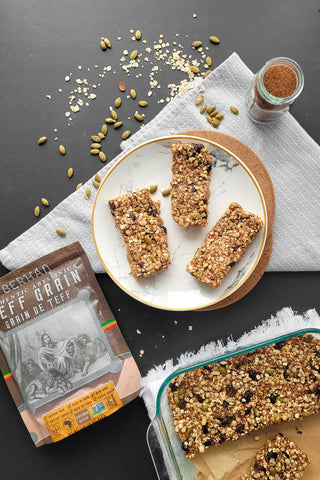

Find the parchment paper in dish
[[191, 414, 320, 480]]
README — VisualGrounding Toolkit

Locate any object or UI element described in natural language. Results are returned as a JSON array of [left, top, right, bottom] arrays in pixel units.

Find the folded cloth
[[139, 307, 320, 421], [0, 52, 319, 272]]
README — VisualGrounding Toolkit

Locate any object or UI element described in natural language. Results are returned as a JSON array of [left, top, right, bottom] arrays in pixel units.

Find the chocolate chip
[[267, 451, 278, 461], [219, 434, 226, 444], [169, 382, 178, 392], [236, 424, 245, 434], [269, 393, 277, 404], [195, 394, 204, 403], [203, 365, 212, 372], [204, 438, 213, 447], [202, 423, 209, 435], [192, 143, 204, 153], [243, 391, 253, 403], [179, 399, 186, 410], [181, 441, 189, 452], [315, 384, 320, 396], [244, 407, 252, 415], [274, 341, 285, 350], [128, 213, 136, 221], [226, 384, 236, 397], [219, 415, 233, 426], [228, 261, 236, 267], [222, 400, 229, 407], [283, 365, 289, 380], [160, 225, 167, 234], [248, 370, 260, 381]]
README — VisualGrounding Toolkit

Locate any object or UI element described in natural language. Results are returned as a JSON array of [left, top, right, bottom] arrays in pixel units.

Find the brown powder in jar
[[263, 65, 297, 98]]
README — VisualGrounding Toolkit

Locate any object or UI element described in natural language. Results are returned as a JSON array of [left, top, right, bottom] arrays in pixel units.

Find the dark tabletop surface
[[0, 1, 319, 479]]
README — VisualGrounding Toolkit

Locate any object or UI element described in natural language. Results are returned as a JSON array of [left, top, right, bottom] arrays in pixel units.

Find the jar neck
[[256, 57, 304, 106]]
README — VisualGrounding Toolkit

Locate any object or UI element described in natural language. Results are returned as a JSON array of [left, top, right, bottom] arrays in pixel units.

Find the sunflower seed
[[114, 97, 122, 108], [41, 198, 49, 206], [100, 40, 107, 50], [209, 36, 220, 44], [211, 117, 221, 128], [190, 66, 200, 73], [230, 106, 239, 114], [203, 69, 212, 78], [56, 229, 66, 237], [104, 37, 111, 48], [34, 206, 40, 217], [99, 151, 106, 162], [207, 105, 217, 114], [130, 50, 138, 60], [113, 121, 123, 129], [59, 144, 66, 155], [206, 114, 213, 124], [91, 135, 101, 143], [121, 130, 131, 140], [200, 104, 207, 114], [135, 30, 141, 40], [138, 100, 148, 107], [206, 56, 212, 67], [161, 187, 171, 197], [210, 109, 219, 117], [91, 143, 101, 149], [195, 94, 204, 105], [105, 117, 116, 124], [111, 109, 118, 120], [101, 124, 108, 135], [90, 149, 100, 155], [85, 187, 91, 199], [67, 168, 73, 178], [130, 89, 137, 99], [98, 132, 105, 139], [37, 136, 47, 145], [192, 40, 202, 48], [149, 184, 158, 194], [95, 174, 101, 183], [215, 114, 224, 120], [134, 113, 143, 122], [92, 180, 100, 189], [76, 183, 83, 190]]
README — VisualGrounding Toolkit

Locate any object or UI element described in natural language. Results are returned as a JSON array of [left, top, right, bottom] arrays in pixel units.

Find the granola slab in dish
[[170, 143, 213, 227], [239, 434, 310, 480], [168, 335, 320, 459], [108, 189, 170, 279], [186, 202, 263, 287]]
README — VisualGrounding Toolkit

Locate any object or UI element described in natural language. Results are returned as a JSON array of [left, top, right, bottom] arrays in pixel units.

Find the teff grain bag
[[0, 242, 141, 446]]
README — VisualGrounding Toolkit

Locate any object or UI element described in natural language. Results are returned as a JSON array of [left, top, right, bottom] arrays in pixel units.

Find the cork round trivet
[[179, 130, 275, 311]]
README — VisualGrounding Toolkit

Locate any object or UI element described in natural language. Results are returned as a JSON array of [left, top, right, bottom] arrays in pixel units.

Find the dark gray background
[[0, 1, 319, 479]]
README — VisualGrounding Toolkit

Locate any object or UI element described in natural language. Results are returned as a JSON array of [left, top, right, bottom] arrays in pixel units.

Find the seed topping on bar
[[170, 143, 212, 227], [108, 189, 170, 279], [239, 434, 310, 480], [186, 202, 263, 287], [168, 334, 320, 459]]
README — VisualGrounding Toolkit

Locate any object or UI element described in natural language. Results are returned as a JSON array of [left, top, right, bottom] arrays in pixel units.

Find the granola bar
[[108, 189, 170, 279], [186, 202, 263, 287], [239, 434, 310, 479], [170, 143, 212, 227], [168, 335, 320, 459]]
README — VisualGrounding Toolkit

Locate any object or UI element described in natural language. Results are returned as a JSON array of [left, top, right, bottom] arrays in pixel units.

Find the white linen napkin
[[139, 307, 320, 420], [0, 52, 319, 272]]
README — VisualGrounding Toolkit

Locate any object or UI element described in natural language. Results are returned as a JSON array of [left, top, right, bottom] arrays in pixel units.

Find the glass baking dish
[[146, 328, 320, 480]]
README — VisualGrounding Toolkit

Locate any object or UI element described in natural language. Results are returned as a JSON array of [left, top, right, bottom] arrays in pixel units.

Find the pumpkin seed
[[130, 50, 138, 60], [161, 187, 171, 197], [138, 100, 148, 107], [104, 37, 111, 48], [119, 81, 126, 91], [201, 404, 209, 412], [59, 144, 66, 155], [100, 40, 107, 51], [185, 427, 193, 438], [91, 135, 101, 143], [209, 35, 220, 44], [90, 149, 100, 155], [85, 187, 91, 198], [190, 66, 199, 74], [92, 180, 100, 189], [148, 254, 155, 263], [37, 136, 47, 145], [215, 114, 224, 120], [67, 168, 73, 178], [56, 229, 66, 237], [211, 117, 221, 128], [135, 30, 141, 40], [114, 97, 122, 108], [134, 113, 143, 122], [121, 130, 131, 140], [207, 105, 216, 114], [34, 206, 40, 217], [76, 183, 83, 190], [113, 121, 123, 129], [200, 104, 207, 114], [206, 114, 213, 124], [91, 143, 101, 149], [203, 69, 212, 78], [101, 124, 108, 135], [219, 366, 227, 375], [98, 132, 105, 139], [195, 94, 204, 106], [130, 89, 137, 99], [210, 109, 219, 117], [149, 184, 158, 194], [41, 198, 49, 206], [191, 212, 201, 220], [230, 106, 239, 115], [144, 235, 152, 245], [192, 40, 202, 48], [206, 56, 212, 67], [99, 151, 107, 162], [95, 174, 101, 183], [111, 109, 118, 120]]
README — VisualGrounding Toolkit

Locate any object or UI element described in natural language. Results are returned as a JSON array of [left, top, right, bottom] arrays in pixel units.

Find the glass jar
[[246, 57, 304, 123]]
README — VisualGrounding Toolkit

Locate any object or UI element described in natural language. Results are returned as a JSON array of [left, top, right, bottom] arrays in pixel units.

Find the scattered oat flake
[[174, 320, 178, 325], [65, 76, 70, 82], [193, 13, 197, 17], [136, 329, 141, 334], [65, 111, 71, 117], [46, 95, 51, 99], [188, 325, 193, 331], [78, 65, 82, 70]]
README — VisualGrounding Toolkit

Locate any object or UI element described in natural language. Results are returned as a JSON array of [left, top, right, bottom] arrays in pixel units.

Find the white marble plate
[[92, 136, 267, 311]]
